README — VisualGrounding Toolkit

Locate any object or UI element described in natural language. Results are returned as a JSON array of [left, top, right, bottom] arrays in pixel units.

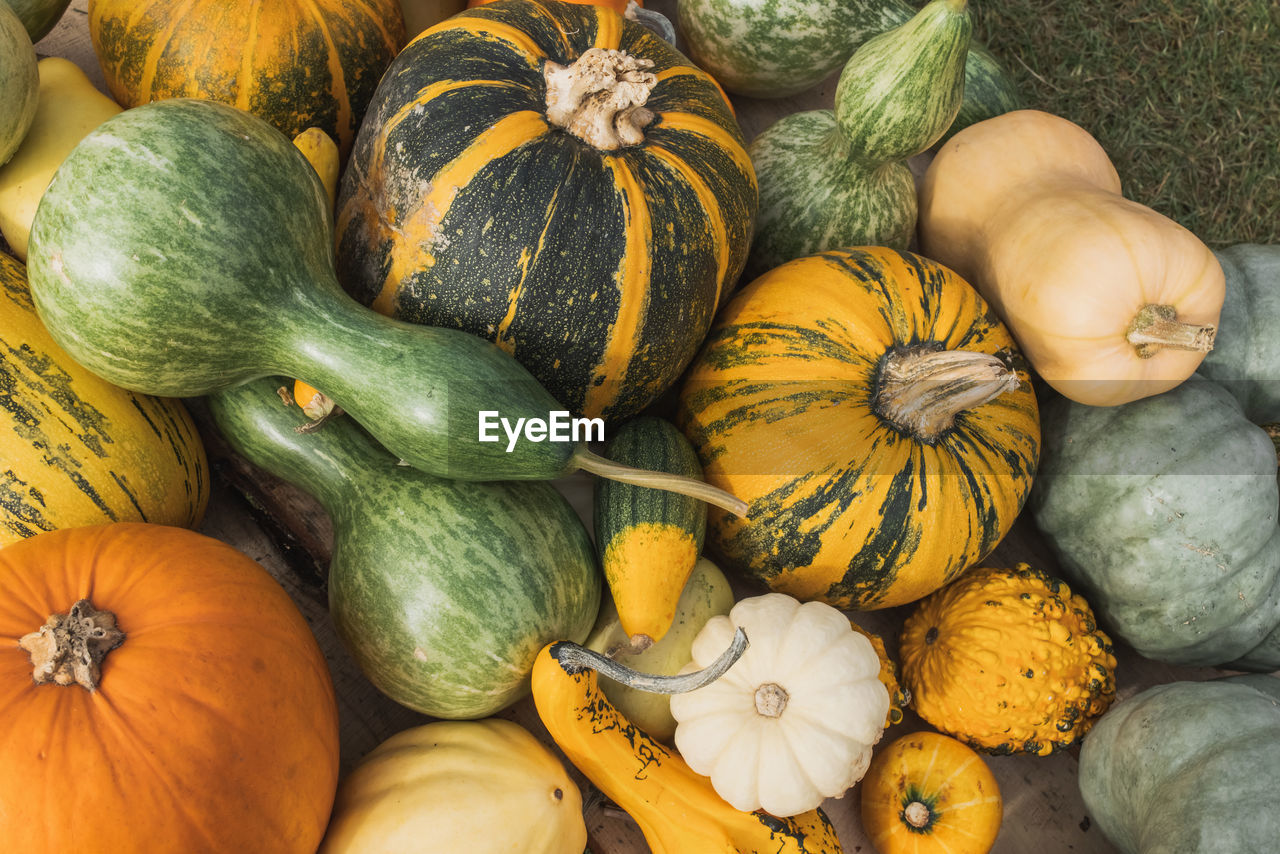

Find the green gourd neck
[[831, 0, 971, 166]]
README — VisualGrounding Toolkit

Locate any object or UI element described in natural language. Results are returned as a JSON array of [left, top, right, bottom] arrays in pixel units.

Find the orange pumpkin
[[0, 523, 341, 853], [467, 0, 638, 14], [87, 0, 407, 160]]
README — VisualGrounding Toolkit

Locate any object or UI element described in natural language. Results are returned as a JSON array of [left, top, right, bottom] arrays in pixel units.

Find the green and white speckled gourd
[[1030, 376, 1280, 671], [1197, 243, 1280, 423], [745, 0, 970, 278], [1078, 675, 1280, 854], [0, 1, 38, 166], [677, 0, 1017, 135], [206, 375, 601, 719], [24, 99, 746, 514]]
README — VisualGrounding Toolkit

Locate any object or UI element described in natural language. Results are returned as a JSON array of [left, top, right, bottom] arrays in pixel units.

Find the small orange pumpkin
[[0, 523, 341, 853]]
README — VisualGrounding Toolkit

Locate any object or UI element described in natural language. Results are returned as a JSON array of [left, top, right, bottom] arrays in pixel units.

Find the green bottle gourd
[[0, 1, 38, 166], [25, 98, 744, 514], [745, 0, 972, 279], [206, 375, 602, 719]]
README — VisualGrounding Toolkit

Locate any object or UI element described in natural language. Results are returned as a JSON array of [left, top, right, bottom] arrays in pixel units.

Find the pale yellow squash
[[0, 57, 120, 260], [918, 109, 1224, 406]]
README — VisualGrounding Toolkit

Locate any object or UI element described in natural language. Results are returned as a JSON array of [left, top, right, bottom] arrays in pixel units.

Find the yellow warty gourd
[[899, 563, 1117, 755]]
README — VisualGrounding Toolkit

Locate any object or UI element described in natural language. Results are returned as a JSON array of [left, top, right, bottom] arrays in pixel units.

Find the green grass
[[971, 0, 1279, 248]]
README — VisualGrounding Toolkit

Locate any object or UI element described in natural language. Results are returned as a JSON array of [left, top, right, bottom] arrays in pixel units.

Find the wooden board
[[28, 4, 1256, 853]]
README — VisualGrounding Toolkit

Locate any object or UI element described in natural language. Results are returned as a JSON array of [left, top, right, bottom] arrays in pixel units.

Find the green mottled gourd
[[0, 1, 38, 166], [677, 0, 1018, 138], [1078, 675, 1280, 854], [746, 0, 970, 278], [206, 375, 601, 719], [25, 98, 745, 513], [1197, 243, 1280, 423]]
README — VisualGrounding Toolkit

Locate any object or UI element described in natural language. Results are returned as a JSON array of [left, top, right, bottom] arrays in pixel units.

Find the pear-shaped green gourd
[[25, 98, 744, 513], [0, 1, 38, 166], [207, 375, 601, 719], [746, 0, 971, 278]]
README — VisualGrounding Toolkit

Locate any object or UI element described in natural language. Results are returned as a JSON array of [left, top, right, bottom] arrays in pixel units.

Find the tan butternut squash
[[918, 109, 1224, 406]]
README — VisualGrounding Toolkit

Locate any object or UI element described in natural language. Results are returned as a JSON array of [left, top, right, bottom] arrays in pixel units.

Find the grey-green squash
[[0, 1, 37, 167], [206, 375, 602, 719], [1197, 243, 1280, 423], [1078, 674, 1280, 854], [1030, 376, 1280, 670], [745, 0, 970, 278]]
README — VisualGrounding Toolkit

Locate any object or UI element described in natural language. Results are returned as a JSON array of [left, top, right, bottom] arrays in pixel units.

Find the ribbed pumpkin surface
[[0, 252, 207, 544], [678, 247, 1040, 610], [0, 523, 340, 853], [87, 0, 405, 159], [335, 0, 756, 421]]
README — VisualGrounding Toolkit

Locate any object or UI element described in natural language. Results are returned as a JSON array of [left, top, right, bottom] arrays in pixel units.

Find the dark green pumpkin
[[1030, 376, 1280, 670], [334, 0, 757, 422], [207, 376, 601, 719], [3, 0, 70, 43], [1078, 675, 1280, 854]]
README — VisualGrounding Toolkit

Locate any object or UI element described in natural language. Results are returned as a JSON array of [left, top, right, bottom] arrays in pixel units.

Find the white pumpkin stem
[[19, 599, 125, 692], [573, 446, 749, 517], [875, 346, 1021, 441], [544, 48, 657, 150], [754, 682, 789, 717], [1126, 304, 1217, 358], [552, 627, 748, 694]]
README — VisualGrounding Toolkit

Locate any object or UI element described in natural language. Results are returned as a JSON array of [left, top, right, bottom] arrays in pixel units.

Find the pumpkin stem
[[573, 446, 749, 517], [544, 48, 657, 150], [754, 682, 789, 717], [875, 346, 1021, 441], [19, 599, 125, 692], [1126, 304, 1216, 358], [904, 801, 932, 829], [551, 627, 748, 694]]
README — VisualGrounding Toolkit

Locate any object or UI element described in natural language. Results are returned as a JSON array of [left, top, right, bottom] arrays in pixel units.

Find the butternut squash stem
[[1126, 304, 1217, 358], [19, 599, 125, 692], [875, 347, 1020, 441], [573, 446, 749, 517], [551, 627, 748, 694]]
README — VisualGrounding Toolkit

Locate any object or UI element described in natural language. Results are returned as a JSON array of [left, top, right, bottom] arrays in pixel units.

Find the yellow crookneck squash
[[860, 730, 1003, 854], [319, 718, 586, 853], [0, 252, 208, 543], [918, 109, 1224, 406], [0, 56, 121, 261], [899, 563, 1117, 756], [677, 246, 1040, 610], [531, 636, 846, 853]]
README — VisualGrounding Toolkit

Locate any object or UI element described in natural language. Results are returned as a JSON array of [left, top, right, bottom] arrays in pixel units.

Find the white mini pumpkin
[[669, 592, 890, 817]]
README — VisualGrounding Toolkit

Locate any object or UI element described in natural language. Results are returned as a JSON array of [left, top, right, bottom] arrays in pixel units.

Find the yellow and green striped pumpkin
[[677, 247, 1040, 610], [334, 0, 757, 421], [0, 252, 208, 544], [87, 0, 406, 160]]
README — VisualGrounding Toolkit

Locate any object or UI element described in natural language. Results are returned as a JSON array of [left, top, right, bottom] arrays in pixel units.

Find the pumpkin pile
[[0, 0, 1275, 852]]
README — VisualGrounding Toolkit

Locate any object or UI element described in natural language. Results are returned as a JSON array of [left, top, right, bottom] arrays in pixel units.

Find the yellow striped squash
[[335, 0, 757, 421], [0, 252, 207, 544], [677, 247, 1040, 610]]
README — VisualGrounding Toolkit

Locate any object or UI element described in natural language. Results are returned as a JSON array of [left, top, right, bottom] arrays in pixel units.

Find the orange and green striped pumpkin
[[87, 0, 406, 160], [0, 252, 208, 545], [334, 0, 756, 421], [677, 247, 1040, 611]]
